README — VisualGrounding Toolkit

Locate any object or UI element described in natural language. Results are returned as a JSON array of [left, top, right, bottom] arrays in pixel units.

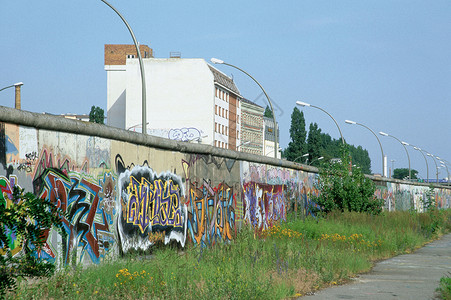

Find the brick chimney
[[14, 82, 23, 110]]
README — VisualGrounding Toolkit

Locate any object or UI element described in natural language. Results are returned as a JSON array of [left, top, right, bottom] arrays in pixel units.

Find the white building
[[104, 44, 241, 150]]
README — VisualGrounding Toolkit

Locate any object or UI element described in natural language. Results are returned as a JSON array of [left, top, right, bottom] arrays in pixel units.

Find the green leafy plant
[[0, 186, 65, 298], [312, 145, 383, 215], [437, 273, 451, 300]]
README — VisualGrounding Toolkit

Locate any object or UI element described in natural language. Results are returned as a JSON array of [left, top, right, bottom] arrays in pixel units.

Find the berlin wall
[[1, 106, 450, 267]]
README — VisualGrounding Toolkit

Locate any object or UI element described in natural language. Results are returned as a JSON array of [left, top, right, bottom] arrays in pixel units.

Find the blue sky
[[1, 0, 450, 180]]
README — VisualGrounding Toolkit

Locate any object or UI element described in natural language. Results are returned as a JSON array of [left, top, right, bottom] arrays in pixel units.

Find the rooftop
[[208, 65, 240, 95]]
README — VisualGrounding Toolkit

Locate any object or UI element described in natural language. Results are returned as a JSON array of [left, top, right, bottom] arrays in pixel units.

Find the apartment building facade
[[240, 99, 264, 155], [104, 44, 241, 150]]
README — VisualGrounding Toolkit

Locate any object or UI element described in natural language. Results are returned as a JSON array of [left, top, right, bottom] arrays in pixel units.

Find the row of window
[[216, 88, 229, 102], [215, 123, 229, 136], [214, 140, 228, 149], [215, 105, 229, 119]]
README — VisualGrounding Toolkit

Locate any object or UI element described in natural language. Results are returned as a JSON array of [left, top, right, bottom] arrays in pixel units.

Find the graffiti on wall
[[2, 145, 117, 265], [168, 127, 202, 142], [116, 155, 187, 252], [186, 180, 237, 246], [242, 182, 286, 230], [31, 148, 116, 265]]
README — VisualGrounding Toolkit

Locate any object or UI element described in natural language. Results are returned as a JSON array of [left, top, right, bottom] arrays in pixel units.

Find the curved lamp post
[[101, 0, 147, 134], [439, 161, 449, 186], [379, 132, 411, 180], [425, 152, 439, 183], [309, 156, 324, 165], [236, 141, 251, 150], [211, 58, 278, 159], [296, 101, 345, 145], [410, 145, 429, 183], [293, 153, 309, 163], [0, 82, 23, 92], [345, 120, 385, 177], [1, 82, 23, 109], [266, 147, 282, 157]]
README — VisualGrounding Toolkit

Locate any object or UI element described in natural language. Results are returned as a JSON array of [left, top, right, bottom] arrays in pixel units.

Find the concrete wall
[[1, 106, 450, 267]]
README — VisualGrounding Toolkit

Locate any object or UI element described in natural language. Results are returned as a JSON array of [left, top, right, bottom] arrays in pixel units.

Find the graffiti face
[[117, 166, 187, 252]]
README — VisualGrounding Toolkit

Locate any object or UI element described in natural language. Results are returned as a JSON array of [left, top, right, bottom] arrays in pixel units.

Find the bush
[[437, 273, 451, 300], [0, 186, 64, 298], [312, 146, 383, 215]]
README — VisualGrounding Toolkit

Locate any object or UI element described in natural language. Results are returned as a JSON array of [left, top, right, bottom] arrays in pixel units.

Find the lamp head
[[401, 142, 409, 146], [210, 58, 224, 64], [302, 153, 309, 157], [345, 120, 356, 125], [14, 82, 23, 86], [379, 131, 388, 136], [296, 101, 311, 107]]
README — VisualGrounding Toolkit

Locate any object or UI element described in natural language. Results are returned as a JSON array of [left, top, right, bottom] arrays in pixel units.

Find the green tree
[[0, 187, 65, 297], [306, 122, 323, 166], [393, 168, 418, 180], [89, 106, 105, 124], [284, 107, 307, 162], [349, 145, 372, 174], [263, 105, 273, 118], [311, 145, 383, 215]]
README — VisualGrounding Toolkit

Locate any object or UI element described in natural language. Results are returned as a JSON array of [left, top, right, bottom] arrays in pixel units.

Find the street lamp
[[345, 120, 385, 177], [439, 161, 450, 186], [379, 132, 411, 180], [100, 0, 147, 134], [266, 147, 282, 157], [296, 101, 345, 145], [426, 152, 439, 183], [0, 82, 23, 92], [211, 58, 278, 159], [293, 153, 309, 163], [0, 82, 23, 109], [236, 141, 251, 150], [309, 156, 324, 165], [410, 145, 429, 183]]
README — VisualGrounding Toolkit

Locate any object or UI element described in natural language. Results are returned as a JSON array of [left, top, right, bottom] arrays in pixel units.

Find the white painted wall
[[124, 59, 214, 144], [105, 65, 127, 129]]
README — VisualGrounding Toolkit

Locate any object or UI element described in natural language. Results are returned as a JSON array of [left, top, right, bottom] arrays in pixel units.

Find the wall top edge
[[1, 106, 449, 190]]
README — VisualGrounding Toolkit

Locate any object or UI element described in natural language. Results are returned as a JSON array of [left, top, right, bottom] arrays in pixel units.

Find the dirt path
[[302, 233, 451, 299]]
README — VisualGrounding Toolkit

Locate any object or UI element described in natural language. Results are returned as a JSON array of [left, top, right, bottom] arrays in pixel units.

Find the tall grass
[[8, 209, 451, 299]]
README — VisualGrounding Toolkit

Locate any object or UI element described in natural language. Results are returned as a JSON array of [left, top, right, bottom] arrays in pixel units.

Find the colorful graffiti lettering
[[117, 165, 187, 251], [242, 182, 286, 231], [126, 175, 184, 233], [186, 180, 236, 246], [36, 168, 114, 264]]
